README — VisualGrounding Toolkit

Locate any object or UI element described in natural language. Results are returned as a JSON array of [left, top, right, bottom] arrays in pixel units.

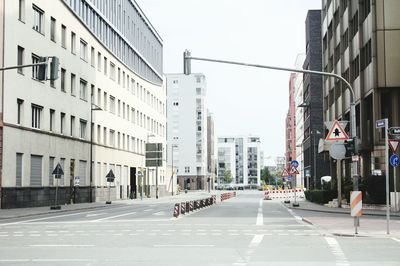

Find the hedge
[[304, 189, 338, 204]]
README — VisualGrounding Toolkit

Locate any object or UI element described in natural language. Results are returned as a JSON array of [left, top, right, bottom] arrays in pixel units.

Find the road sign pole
[[107, 181, 111, 204], [395, 165, 398, 212], [385, 118, 390, 234], [55, 178, 58, 207]]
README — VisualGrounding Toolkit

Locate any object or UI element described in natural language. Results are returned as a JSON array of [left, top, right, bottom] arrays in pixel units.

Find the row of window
[[17, 99, 159, 154]]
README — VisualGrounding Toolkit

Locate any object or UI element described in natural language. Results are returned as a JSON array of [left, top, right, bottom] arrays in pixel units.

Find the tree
[[261, 167, 274, 184], [223, 170, 233, 183]]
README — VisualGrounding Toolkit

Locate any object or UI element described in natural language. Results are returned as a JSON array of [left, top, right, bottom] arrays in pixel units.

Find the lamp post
[[312, 129, 321, 189], [89, 103, 102, 203], [171, 144, 178, 196]]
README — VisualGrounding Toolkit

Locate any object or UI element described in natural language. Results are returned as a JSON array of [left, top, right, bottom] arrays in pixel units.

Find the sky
[[136, 0, 322, 164]]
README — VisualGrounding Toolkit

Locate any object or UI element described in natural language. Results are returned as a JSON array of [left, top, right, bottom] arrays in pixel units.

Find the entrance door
[[130, 167, 137, 199]]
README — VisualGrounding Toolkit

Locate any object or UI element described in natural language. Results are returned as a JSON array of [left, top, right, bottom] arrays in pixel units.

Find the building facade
[[166, 73, 208, 191], [217, 136, 262, 188], [207, 111, 215, 191], [321, 0, 400, 192], [304, 9, 329, 189], [285, 73, 297, 184], [0, 0, 166, 208]]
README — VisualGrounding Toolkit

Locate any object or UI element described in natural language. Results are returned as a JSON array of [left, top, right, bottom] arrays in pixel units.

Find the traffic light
[[344, 137, 358, 156], [49, 57, 60, 80], [183, 50, 191, 75], [37, 57, 48, 81]]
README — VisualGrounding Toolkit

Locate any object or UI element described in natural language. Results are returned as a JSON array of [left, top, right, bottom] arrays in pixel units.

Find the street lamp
[[89, 103, 102, 203], [171, 144, 178, 196], [312, 130, 322, 190]]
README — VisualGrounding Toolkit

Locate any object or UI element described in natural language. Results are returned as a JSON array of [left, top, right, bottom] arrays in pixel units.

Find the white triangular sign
[[281, 169, 289, 177], [389, 140, 399, 153], [290, 167, 299, 175], [326, 120, 349, 141]]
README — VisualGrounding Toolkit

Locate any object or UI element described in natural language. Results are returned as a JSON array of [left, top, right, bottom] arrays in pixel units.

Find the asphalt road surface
[[0, 191, 399, 265]]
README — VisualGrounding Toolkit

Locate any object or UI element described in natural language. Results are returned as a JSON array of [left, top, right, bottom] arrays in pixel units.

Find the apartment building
[[0, 0, 166, 208], [285, 73, 297, 177], [217, 136, 262, 188], [321, 0, 400, 188], [166, 74, 208, 191], [207, 111, 215, 190]]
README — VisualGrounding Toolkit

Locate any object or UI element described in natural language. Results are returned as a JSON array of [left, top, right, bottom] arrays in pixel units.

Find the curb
[[286, 204, 400, 218], [301, 217, 313, 225]]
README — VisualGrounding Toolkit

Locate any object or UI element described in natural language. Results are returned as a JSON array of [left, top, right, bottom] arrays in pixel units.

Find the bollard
[[190, 201, 194, 212], [212, 195, 216, 204], [186, 201, 190, 213], [173, 203, 180, 218], [210, 197, 213, 205], [181, 202, 186, 214]]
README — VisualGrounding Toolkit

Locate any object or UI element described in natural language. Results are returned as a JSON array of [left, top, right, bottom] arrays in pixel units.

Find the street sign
[[74, 176, 80, 186], [287, 176, 292, 181], [290, 167, 299, 175], [389, 140, 400, 153], [325, 121, 349, 131], [281, 169, 289, 177], [290, 160, 299, 168], [326, 120, 349, 141], [106, 169, 115, 182], [52, 163, 64, 177], [389, 127, 400, 135], [376, 119, 386, 128], [305, 169, 311, 177], [390, 154, 400, 167], [329, 142, 347, 160]]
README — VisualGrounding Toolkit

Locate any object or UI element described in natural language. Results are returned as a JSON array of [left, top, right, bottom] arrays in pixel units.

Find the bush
[[362, 175, 386, 204], [305, 189, 338, 204]]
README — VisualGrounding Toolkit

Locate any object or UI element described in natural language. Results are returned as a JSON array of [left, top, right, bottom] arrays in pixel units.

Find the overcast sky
[[136, 0, 322, 164]]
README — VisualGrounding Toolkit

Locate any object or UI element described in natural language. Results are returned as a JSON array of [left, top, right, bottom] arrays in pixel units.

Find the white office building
[[0, 0, 166, 208], [166, 73, 208, 190], [217, 136, 262, 188]]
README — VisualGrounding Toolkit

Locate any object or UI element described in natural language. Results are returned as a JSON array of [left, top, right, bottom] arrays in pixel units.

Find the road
[[0, 191, 399, 265]]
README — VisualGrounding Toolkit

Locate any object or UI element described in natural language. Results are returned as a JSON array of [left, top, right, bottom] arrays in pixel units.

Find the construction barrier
[[221, 192, 237, 202], [264, 190, 271, 200], [267, 189, 305, 200], [173, 203, 180, 218], [181, 202, 186, 214], [189, 201, 194, 212]]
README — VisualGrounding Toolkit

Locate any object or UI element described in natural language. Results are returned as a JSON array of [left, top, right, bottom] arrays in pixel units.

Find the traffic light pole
[[184, 51, 359, 223]]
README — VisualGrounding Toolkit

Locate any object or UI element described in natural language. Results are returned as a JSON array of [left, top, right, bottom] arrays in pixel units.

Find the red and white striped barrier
[[264, 190, 271, 200], [266, 189, 305, 200], [221, 192, 236, 202]]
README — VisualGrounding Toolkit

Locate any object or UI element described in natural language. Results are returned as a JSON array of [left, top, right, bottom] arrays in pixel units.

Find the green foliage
[[223, 170, 233, 183], [304, 189, 338, 204]]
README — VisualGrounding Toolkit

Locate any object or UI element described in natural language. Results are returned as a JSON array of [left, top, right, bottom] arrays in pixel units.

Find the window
[[18, 0, 25, 22], [91, 84, 95, 103], [91, 47, 95, 67], [16, 153, 23, 187], [350, 12, 359, 39], [70, 116, 75, 136], [97, 88, 101, 107], [31, 54, 40, 80], [109, 96, 115, 114], [104, 57, 107, 74], [110, 62, 116, 80], [30, 155, 42, 186], [97, 52, 101, 71], [31, 104, 42, 129], [103, 92, 107, 110], [361, 39, 372, 71], [117, 100, 121, 116], [49, 156, 54, 186], [173, 102, 179, 106], [80, 39, 87, 61], [60, 112, 65, 134], [350, 55, 360, 82], [61, 24, 66, 48], [118, 68, 121, 84], [17, 46, 24, 74], [185, 167, 190, 173], [49, 109, 55, 131], [109, 130, 115, 147], [71, 32, 76, 54], [196, 77, 201, 83], [80, 120, 87, 139], [79, 79, 87, 100], [61, 68, 66, 92], [17, 99, 24, 124], [196, 88, 201, 95], [103, 127, 107, 145], [70, 73, 76, 95], [50, 17, 56, 42], [32, 5, 44, 34]]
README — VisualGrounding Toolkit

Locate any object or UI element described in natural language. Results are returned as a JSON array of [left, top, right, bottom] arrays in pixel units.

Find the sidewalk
[[286, 200, 400, 237], [286, 200, 400, 217], [0, 190, 218, 220]]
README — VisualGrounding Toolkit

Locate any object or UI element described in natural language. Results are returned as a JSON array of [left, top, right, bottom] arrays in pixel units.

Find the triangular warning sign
[[52, 163, 64, 176], [290, 167, 299, 175], [281, 169, 289, 177], [326, 120, 349, 141], [389, 140, 399, 153]]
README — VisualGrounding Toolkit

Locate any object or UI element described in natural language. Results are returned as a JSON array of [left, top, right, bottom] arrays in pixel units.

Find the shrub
[[305, 189, 338, 204]]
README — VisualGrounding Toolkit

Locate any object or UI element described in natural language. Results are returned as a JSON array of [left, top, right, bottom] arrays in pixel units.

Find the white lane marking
[[29, 244, 95, 247], [392, 237, 400, 243], [248, 234, 264, 248], [153, 211, 165, 216], [153, 244, 214, 247], [324, 237, 350, 266], [85, 213, 106, 218], [256, 199, 263, 226], [144, 209, 153, 212], [90, 211, 137, 222], [286, 208, 302, 221]]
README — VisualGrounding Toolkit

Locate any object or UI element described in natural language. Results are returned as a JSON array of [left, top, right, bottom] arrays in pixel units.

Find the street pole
[[156, 166, 159, 199], [385, 118, 390, 234], [313, 131, 317, 189], [89, 106, 93, 203], [395, 165, 398, 212]]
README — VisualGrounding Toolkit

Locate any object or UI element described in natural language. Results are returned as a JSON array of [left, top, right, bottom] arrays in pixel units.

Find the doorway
[[130, 167, 137, 199]]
